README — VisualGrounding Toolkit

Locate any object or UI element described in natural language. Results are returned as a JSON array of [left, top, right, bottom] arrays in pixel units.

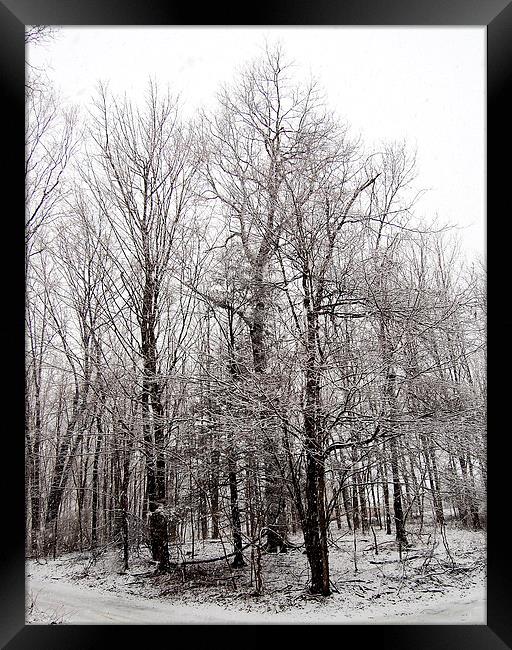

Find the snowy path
[[27, 576, 486, 625], [28, 577, 250, 624]]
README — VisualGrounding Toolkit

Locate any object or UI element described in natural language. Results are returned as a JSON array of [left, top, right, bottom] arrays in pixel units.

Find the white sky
[[28, 26, 485, 261]]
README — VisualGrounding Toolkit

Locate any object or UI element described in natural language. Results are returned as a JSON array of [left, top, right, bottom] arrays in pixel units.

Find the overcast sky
[[28, 27, 485, 261]]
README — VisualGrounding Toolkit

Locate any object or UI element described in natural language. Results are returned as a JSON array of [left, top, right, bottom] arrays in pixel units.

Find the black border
[[1, 0, 510, 647]]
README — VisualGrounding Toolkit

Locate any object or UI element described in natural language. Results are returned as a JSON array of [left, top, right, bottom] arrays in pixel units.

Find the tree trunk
[[422, 434, 444, 526], [390, 433, 408, 546], [381, 456, 392, 535], [341, 483, 353, 531], [352, 476, 360, 531], [30, 395, 42, 555], [210, 446, 220, 539], [302, 299, 330, 595], [149, 508, 170, 573], [357, 473, 369, 533], [249, 302, 287, 553], [45, 387, 88, 541], [228, 453, 246, 568], [91, 413, 103, 548]]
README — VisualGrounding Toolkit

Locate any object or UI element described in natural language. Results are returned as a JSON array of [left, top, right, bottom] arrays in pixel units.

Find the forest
[[26, 30, 486, 622]]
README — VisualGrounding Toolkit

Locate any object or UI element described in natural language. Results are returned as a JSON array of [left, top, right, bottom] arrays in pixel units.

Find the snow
[[26, 526, 486, 625], [26, 575, 485, 624]]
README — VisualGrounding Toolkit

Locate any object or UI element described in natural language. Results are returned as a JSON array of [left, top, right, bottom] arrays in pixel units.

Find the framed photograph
[[1, 0, 508, 646]]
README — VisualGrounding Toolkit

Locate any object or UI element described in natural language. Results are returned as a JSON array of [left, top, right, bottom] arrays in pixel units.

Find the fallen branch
[[170, 542, 253, 567], [369, 554, 425, 565], [338, 579, 369, 584]]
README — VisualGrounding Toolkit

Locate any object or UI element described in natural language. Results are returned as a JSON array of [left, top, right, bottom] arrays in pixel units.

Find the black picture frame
[[1, 0, 509, 647]]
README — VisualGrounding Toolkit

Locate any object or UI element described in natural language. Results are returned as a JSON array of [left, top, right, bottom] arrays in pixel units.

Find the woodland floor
[[26, 524, 486, 624]]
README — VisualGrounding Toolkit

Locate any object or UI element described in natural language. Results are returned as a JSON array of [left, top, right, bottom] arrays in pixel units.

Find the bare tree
[[24, 46, 486, 606], [25, 87, 76, 259], [83, 82, 197, 570]]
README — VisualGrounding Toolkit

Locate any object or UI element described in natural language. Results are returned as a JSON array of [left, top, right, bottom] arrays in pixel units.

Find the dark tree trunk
[[45, 387, 88, 533], [140, 268, 166, 502], [457, 453, 470, 527], [302, 298, 330, 596], [210, 446, 220, 539], [245, 455, 257, 539], [76, 437, 89, 552], [408, 455, 421, 521], [382, 329, 408, 547], [304, 448, 330, 595], [352, 477, 360, 531], [91, 413, 103, 548], [199, 490, 209, 540], [119, 433, 132, 571], [357, 474, 369, 533], [142, 381, 168, 563], [401, 451, 412, 517], [422, 434, 444, 526], [224, 315, 247, 568], [264, 454, 287, 552], [467, 453, 482, 529], [430, 448, 444, 525], [149, 508, 170, 573], [370, 476, 381, 529], [382, 456, 392, 535], [334, 501, 342, 530], [390, 433, 408, 546], [151, 394, 166, 502], [341, 483, 353, 531], [30, 397, 42, 556], [228, 453, 246, 568]]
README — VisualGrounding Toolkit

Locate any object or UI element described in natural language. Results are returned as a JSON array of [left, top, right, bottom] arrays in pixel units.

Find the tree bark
[[228, 453, 246, 568], [149, 508, 170, 573], [302, 296, 330, 595]]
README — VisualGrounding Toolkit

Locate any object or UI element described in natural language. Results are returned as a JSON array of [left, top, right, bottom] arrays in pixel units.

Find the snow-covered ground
[[26, 526, 486, 625], [26, 574, 485, 624]]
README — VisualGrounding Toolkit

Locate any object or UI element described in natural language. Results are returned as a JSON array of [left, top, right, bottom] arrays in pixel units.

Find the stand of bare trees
[[25, 44, 486, 595]]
